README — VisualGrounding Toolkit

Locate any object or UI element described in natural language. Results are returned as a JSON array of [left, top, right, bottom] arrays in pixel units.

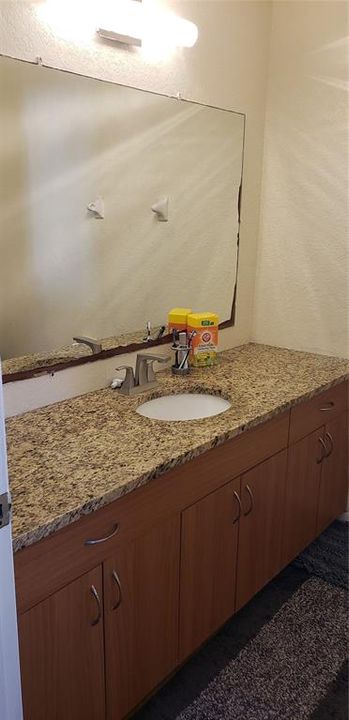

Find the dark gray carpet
[[176, 578, 347, 720], [310, 660, 349, 720], [134, 521, 348, 720], [293, 520, 348, 589]]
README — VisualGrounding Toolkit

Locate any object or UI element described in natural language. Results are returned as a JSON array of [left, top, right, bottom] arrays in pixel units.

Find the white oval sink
[[136, 393, 231, 422]]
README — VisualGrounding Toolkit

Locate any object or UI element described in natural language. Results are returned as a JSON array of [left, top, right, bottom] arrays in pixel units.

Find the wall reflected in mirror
[[0, 56, 245, 379]]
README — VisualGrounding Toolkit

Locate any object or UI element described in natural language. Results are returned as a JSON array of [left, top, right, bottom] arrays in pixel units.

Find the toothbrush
[[178, 330, 197, 370], [178, 349, 190, 370]]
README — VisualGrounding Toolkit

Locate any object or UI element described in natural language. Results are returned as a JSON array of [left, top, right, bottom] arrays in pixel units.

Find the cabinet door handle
[[232, 490, 242, 524], [320, 401, 335, 411], [316, 437, 327, 463], [90, 585, 102, 626], [324, 431, 334, 458], [85, 523, 119, 546], [111, 570, 122, 610], [243, 484, 254, 516]]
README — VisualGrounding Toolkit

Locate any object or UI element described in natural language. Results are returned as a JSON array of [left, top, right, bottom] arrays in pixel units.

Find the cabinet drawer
[[15, 488, 169, 613], [289, 382, 348, 444]]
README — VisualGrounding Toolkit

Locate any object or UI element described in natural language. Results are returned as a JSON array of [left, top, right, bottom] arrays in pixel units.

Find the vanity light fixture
[[96, 0, 198, 49]]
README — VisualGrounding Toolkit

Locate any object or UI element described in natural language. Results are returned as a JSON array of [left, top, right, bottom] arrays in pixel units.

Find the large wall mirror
[[0, 56, 245, 382]]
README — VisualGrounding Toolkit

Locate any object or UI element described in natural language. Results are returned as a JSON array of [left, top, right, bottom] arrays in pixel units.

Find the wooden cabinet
[[14, 383, 348, 720], [18, 518, 180, 720], [103, 516, 180, 720], [289, 382, 347, 444], [15, 411, 290, 720], [282, 429, 324, 566], [18, 566, 105, 720], [180, 451, 289, 651], [236, 450, 287, 611], [179, 478, 240, 661], [317, 413, 348, 533], [284, 400, 348, 566]]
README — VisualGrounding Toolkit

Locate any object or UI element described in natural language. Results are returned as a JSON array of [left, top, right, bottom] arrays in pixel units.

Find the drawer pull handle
[[324, 431, 334, 458], [320, 401, 335, 411], [316, 437, 327, 463], [232, 490, 242, 524], [243, 484, 254, 516], [85, 523, 119, 546], [90, 585, 102, 626], [111, 570, 122, 610]]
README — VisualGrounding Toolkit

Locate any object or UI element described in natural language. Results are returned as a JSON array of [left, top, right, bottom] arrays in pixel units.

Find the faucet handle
[[115, 365, 135, 393], [136, 353, 170, 385], [137, 353, 170, 364]]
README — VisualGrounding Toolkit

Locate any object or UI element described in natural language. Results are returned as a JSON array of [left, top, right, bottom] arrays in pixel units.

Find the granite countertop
[[2, 326, 164, 376], [6, 343, 349, 553]]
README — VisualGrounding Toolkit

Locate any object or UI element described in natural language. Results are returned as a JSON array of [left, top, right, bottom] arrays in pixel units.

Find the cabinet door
[[317, 412, 348, 533], [104, 515, 180, 720], [179, 477, 241, 662], [18, 566, 105, 720], [282, 428, 324, 566], [236, 450, 287, 611]]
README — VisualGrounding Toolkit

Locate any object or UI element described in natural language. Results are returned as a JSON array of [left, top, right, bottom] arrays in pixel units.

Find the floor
[[135, 521, 348, 720]]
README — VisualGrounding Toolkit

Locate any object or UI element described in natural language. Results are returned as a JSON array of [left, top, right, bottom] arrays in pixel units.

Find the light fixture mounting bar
[[97, 27, 142, 46]]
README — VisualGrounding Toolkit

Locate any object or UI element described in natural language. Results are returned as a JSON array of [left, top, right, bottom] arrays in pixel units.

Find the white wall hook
[[151, 197, 169, 222], [87, 197, 105, 219]]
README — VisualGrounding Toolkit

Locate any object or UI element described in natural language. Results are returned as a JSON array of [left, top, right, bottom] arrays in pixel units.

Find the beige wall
[[2, 0, 272, 416], [253, 0, 349, 359]]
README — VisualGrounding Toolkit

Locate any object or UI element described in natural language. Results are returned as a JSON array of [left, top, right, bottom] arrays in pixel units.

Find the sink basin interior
[[136, 393, 231, 421]]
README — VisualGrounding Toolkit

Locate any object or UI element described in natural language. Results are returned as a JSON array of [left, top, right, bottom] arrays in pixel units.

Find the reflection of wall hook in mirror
[[87, 197, 105, 219], [151, 197, 169, 222]]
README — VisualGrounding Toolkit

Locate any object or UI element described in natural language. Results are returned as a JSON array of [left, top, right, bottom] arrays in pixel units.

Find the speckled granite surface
[[2, 343, 91, 374], [2, 326, 163, 376], [6, 343, 348, 553]]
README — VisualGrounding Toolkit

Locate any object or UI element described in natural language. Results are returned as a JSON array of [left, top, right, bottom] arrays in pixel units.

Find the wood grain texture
[[179, 477, 241, 662], [289, 381, 348, 444], [18, 566, 105, 720], [317, 412, 349, 533], [15, 411, 289, 613], [282, 429, 324, 567], [104, 515, 181, 720], [236, 450, 288, 611]]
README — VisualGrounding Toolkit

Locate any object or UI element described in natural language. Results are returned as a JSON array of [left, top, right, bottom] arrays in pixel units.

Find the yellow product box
[[168, 307, 192, 334], [187, 312, 219, 367]]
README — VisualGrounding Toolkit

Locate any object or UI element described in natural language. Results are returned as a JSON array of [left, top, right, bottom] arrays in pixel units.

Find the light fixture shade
[[96, 1, 198, 49], [98, 0, 143, 46], [162, 13, 198, 48]]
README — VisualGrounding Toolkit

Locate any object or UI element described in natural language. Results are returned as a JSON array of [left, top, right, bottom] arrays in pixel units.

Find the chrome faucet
[[73, 336, 102, 355], [114, 352, 170, 396]]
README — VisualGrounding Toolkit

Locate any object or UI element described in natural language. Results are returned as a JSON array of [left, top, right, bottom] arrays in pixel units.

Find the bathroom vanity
[[6, 344, 348, 720]]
